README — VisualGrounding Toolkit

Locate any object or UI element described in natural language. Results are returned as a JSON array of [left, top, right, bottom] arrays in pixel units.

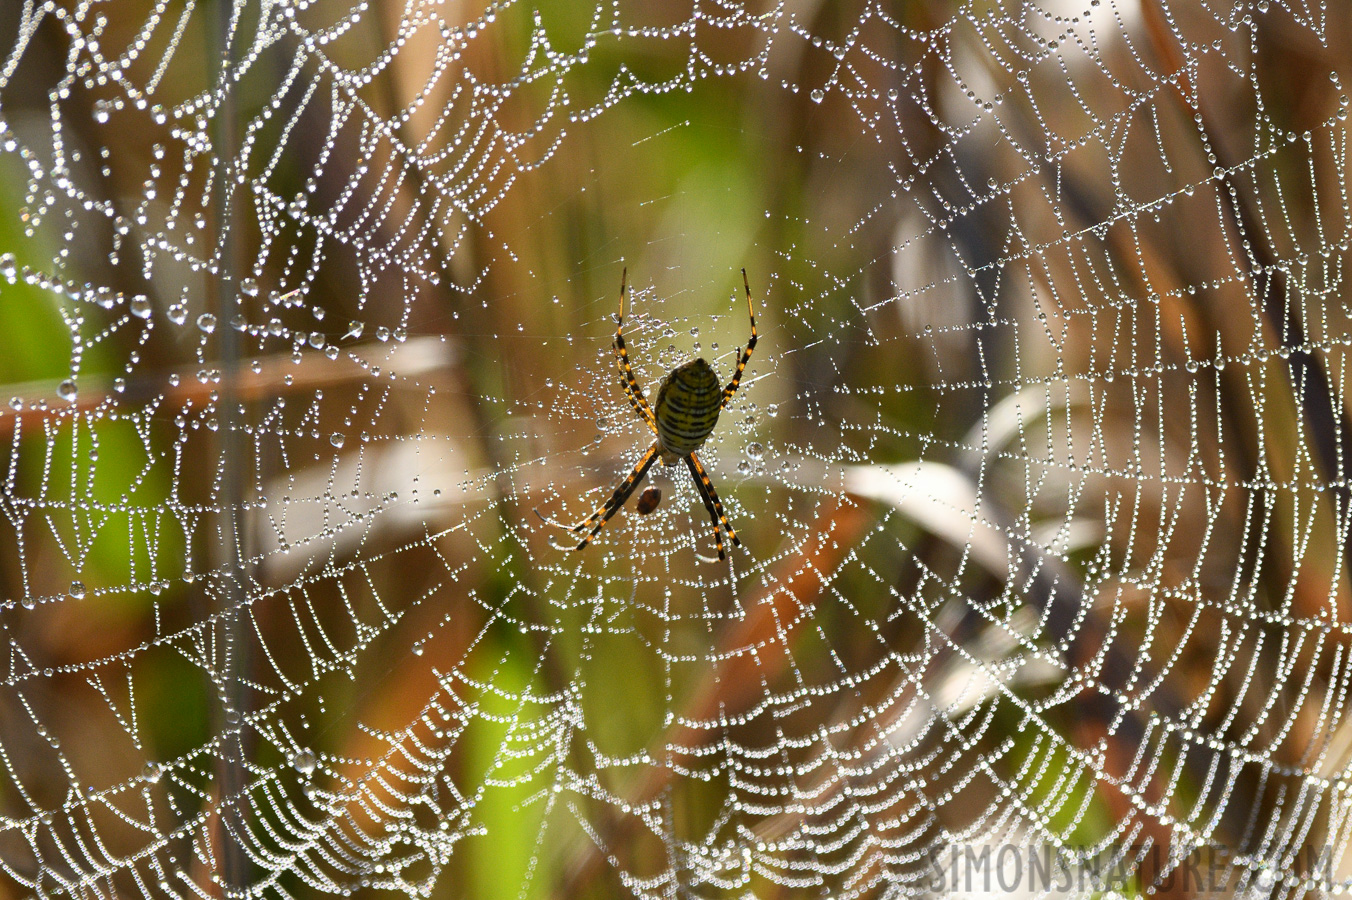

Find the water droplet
[[329, 433, 345, 448], [291, 749, 318, 775], [196, 313, 217, 333], [745, 442, 765, 461], [810, 89, 825, 103], [129, 294, 152, 319], [240, 278, 259, 297], [69, 580, 86, 600], [142, 762, 162, 783], [57, 380, 77, 402]]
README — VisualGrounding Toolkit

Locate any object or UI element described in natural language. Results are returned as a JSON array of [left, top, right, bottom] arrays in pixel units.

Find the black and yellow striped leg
[[573, 441, 660, 550], [614, 268, 659, 434], [687, 451, 741, 553], [720, 267, 759, 410], [683, 455, 726, 560]]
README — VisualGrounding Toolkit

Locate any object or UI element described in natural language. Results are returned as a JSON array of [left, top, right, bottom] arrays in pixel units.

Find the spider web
[[0, 0, 1348, 897]]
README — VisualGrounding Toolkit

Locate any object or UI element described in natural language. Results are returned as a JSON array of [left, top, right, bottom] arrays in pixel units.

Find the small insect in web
[[635, 486, 662, 515], [536, 268, 760, 560]]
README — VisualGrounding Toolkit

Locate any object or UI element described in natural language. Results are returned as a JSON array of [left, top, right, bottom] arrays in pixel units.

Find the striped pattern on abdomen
[[655, 358, 722, 460]]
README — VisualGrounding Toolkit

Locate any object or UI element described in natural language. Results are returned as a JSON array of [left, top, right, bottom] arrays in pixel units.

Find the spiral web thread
[[0, 0, 1348, 897]]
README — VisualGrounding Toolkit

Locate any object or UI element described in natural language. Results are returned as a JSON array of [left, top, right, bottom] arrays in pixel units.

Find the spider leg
[[615, 268, 659, 434], [533, 507, 580, 533], [687, 451, 742, 552], [683, 455, 727, 560], [572, 441, 660, 550], [720, 268, 759, 410]]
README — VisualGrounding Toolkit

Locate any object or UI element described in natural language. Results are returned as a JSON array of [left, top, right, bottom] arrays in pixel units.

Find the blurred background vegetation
[[0, 1, 1349, 897]]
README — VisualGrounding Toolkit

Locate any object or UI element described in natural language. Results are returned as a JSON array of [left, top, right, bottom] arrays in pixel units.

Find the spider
[[545, 268, 759, 559]]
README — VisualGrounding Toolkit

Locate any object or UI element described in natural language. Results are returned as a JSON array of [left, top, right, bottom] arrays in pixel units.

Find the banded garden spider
[[546, 268, 759, 560]]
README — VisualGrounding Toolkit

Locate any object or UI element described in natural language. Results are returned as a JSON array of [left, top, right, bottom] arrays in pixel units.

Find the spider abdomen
[[654, 357, 722, 463]]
